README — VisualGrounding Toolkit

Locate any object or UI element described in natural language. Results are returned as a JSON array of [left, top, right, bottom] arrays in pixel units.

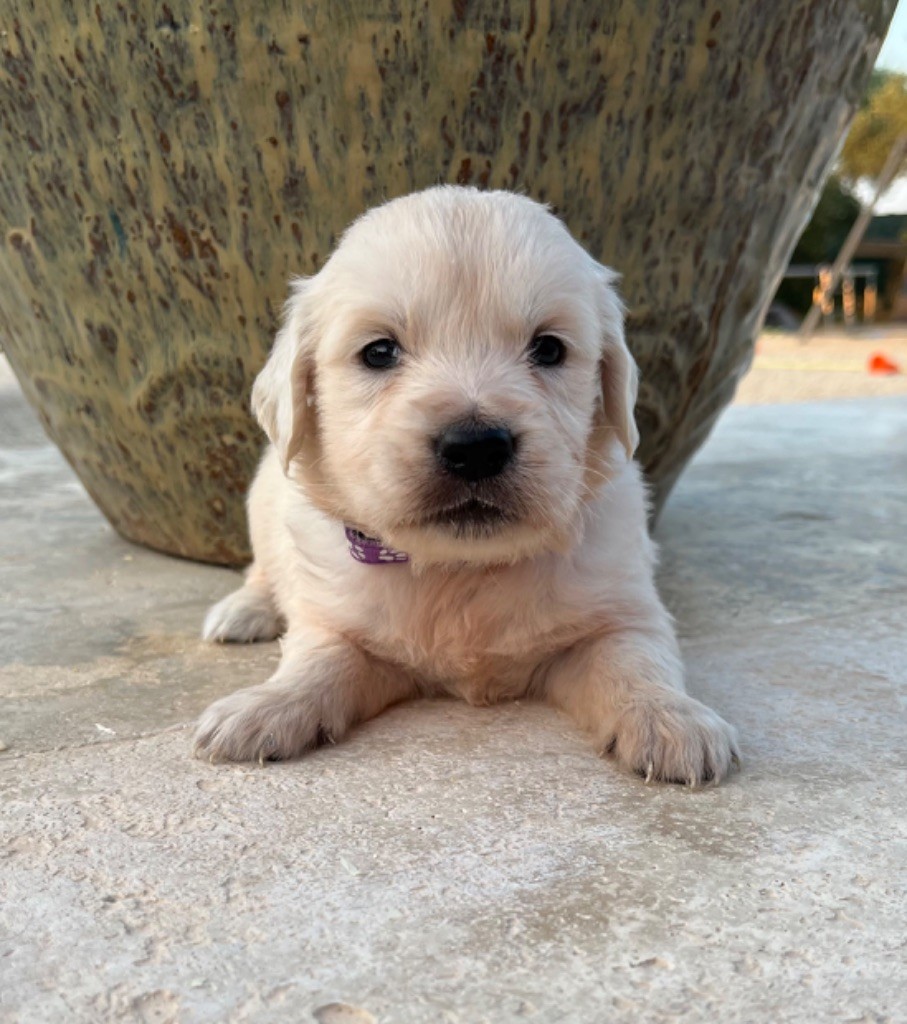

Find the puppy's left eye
[[527, 334, 566, 367], [361, 339, 401, 370]]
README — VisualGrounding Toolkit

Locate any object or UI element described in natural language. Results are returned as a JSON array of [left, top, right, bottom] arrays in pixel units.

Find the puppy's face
[[254, 188, 638, 565]]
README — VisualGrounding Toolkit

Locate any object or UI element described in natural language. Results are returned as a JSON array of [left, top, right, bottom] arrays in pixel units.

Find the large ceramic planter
[[0, 1, 894, 564]]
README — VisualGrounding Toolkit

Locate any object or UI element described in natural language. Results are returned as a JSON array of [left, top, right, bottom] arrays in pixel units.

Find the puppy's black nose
[[435, 423, 515, 482]]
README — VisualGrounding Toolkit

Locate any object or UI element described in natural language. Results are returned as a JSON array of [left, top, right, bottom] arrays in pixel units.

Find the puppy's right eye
[[361, 339, 401, 370], [528, 334, 566, 367]]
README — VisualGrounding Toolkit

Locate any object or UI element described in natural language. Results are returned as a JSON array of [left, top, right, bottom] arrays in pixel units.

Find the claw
[[644, 761, 655, 784], [731, 751, 742, 771], [258, 732, 279, 766]]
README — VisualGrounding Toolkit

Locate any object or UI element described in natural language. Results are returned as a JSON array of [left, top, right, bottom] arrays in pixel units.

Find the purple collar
[[344, 526, 409, 565]]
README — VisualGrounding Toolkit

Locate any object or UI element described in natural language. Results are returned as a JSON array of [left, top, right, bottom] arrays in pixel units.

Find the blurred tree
[[839, 70, 907, 182], [773, 72, 907, 319]]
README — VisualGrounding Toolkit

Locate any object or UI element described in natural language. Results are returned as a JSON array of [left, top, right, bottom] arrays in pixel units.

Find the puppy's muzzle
[[435, 422, 515, 482]]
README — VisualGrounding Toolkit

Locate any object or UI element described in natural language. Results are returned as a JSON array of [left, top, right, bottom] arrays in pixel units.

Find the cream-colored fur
[[195, 187, 739, 785]]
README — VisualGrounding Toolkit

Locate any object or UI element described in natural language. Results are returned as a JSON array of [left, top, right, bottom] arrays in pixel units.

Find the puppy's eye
[[528, 334, 566, 368], [361, 339, 401, 370]]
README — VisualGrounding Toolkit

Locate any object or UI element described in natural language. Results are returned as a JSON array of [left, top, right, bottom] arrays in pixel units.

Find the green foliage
[[839, 71, 907, 182], [792, 176, 861, 263]]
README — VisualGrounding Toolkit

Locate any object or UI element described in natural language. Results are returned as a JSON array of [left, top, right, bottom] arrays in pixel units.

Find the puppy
[[195, 186, 739, 785]]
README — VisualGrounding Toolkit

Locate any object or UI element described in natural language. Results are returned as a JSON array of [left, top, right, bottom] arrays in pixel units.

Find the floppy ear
[[251, 278, 316, 471], [596, 267, 640, 461]]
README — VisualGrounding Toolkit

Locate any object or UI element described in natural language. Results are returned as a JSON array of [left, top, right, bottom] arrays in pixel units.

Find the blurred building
[[853, 213, 907, 320]]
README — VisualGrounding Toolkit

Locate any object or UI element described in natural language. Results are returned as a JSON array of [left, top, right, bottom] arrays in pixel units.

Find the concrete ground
[[1, 355, 906, 1024]]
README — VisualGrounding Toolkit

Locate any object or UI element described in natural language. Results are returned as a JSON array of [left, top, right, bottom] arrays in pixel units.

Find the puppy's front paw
[[194, 685, 331, 764], [605, 694, 740, 786], [202, 586, 282, 643]]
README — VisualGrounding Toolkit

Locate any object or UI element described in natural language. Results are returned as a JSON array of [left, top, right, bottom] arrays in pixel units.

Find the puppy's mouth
[[423, 497, 514, 534]]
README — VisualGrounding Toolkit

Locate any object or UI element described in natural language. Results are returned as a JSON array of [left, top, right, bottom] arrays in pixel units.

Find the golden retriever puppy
[[195, 186, 739, 785]]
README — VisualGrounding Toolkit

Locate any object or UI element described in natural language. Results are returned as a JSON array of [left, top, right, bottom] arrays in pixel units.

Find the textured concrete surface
[[1, 356, 906, 1023]]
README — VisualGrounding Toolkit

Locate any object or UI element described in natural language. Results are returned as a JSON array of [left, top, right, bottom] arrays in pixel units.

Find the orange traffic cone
[[868, 352, 901, 375]]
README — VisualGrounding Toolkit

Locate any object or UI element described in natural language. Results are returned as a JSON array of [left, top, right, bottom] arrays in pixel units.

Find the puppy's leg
[[202, 565, 283, 643], [545, 628, 739, 786], [194, 626, 415, 763]]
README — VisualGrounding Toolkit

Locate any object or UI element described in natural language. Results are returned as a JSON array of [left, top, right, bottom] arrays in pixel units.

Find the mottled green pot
[[0, 1, 894, 564]]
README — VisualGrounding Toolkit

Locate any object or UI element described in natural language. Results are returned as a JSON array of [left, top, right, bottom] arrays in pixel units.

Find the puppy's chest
[[349, 571, 583, 702]]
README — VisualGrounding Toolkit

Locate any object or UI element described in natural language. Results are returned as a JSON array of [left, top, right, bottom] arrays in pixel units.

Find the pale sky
[[854, 0, 907, 212], [876, 0, 907, 73]]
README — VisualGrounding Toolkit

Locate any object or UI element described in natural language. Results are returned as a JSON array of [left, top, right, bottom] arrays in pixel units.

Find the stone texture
[[1, 359, 905, 1023], [0, 1, 895, 563]]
